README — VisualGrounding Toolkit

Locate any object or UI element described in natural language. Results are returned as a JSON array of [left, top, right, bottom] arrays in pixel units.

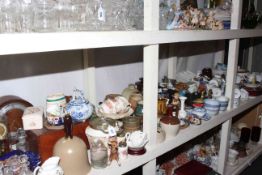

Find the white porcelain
[[22, 106, 43, 130], [178, 96, 187, 119], [33, 157, 63, 175], [46, 93, 66, 126], [96, 95, 133, 119], [248, 73, 256, 83], [85, 126, 109, 151], [187, 82, 197, 93], [66, 89, 93, 122], [204, 99, 220, 116], [160, 121, 180, 138], [211, 87, 222, 98], [192, 107, 207, 118], [255, 73, 262, 82], [125, 131, 148, 148], [233, 88, 241, 108], [228, 149, 239, 166], [209, 79, 219, 88], [157, 127, 166, 143], [216, 96, 229, 112], [240, 88, 249, 100]]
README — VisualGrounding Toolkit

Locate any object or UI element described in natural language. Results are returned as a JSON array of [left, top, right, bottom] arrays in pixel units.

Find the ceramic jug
[[121, 84, 139, 101], [33, 157, 63, 175], [53, 114, 91, 175], [66, 88, 93, 122]]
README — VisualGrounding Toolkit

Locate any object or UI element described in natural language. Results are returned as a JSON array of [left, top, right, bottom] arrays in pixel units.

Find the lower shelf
[[88, 96, 262, 175], [224, 144, 262, 175]]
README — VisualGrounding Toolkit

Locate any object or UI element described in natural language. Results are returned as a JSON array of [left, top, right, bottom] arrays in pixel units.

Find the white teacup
[[125, 131, 148, 148], [228, 149, 239, 165]]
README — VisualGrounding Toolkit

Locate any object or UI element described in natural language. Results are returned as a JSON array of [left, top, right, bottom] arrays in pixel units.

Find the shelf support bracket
[[218, 0, 243, 174], [83, 49, 96, 105]]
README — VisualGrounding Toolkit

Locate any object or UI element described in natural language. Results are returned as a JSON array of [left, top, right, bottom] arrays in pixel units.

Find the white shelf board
[[224, 144, 262, 175], [1, 29, 262, 55], [88, 95, 262, 175]]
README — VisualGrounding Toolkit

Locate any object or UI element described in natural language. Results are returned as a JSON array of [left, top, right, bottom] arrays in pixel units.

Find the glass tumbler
[[71, 0, 90, 31], [34, 0, 58, 32], [0, 0, 21, 33], [20, 0, 34, 33], [57, 0, 74, 31]]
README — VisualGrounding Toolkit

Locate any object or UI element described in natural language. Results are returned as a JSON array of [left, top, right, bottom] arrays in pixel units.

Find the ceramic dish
[[96, 107, 134, 120]]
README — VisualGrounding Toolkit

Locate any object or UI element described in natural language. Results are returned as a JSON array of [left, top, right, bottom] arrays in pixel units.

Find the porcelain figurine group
[[167, 6, 224, 30]]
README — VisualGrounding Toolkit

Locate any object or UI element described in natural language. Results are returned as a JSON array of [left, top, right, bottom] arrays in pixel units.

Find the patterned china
[[66, 89, 93, 122]]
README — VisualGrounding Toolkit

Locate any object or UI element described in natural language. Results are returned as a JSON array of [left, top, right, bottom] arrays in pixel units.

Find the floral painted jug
[[66, 89, 93, 122]]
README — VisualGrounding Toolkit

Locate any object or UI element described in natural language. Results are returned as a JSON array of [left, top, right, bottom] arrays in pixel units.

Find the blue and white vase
[[66, 89, 93, 122]]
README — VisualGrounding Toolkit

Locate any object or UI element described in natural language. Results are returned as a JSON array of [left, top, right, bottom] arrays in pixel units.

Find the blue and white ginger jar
[[66, 89, 93, 122]]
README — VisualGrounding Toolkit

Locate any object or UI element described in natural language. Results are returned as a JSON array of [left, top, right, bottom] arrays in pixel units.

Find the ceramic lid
[[160, 116, 180, 125]]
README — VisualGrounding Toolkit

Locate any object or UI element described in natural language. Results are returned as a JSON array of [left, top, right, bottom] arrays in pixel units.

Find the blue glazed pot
[[66, 89, 93, 122]]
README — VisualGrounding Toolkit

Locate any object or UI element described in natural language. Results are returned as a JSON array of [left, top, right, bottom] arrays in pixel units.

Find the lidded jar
[[121, 84, 139, 101], [53, 114, 91, 175], [159, 105, 180, 138], [66, 89, 93, 123]]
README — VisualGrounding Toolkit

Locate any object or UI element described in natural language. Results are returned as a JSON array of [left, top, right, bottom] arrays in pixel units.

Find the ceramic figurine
[[66, 89, 93, 122], [172, 91, 180, 117], [178, 96, 187, 119], [108, 136, 120, 166], [190, 7, 200, 27]]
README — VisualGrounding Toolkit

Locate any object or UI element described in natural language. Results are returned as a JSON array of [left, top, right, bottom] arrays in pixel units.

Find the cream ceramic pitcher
[[33, 157, 63, 175]]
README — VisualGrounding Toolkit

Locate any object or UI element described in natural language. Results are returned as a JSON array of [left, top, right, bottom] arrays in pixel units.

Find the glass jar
[[17, 128, 28, 151], [34, 0, 58, 32], [8, 132, 18, 151], [0, 0, 21, 33], [71, 0, 90, 31], [90, 139, 108, 169], [20, 0, 34, 32], [56, 0, 74, 31]]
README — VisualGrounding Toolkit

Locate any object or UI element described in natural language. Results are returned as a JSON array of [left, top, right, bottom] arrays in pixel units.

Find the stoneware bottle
[[53, 114, 91, 175]]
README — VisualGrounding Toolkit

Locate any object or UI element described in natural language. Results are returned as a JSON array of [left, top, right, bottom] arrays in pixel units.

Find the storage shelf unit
[[0, 0, 262, 175], [0, 29, 262, 55]]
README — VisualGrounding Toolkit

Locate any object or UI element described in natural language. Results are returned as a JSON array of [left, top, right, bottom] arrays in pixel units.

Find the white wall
[[0, 71, 84, 106], [0, 42, 223, 107]]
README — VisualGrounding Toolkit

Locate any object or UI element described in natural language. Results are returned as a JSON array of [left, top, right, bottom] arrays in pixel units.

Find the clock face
[[0, 96, 32, 132]]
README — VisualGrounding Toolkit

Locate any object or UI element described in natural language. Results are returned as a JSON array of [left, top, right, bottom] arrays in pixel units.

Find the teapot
[[125, 131, 148, 148], [66, 88, 93, 122], [33, 157, 63, 175]]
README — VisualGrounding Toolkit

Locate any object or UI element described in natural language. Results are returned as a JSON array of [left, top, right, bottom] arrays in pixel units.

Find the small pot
[[160, 116, 180, 138]]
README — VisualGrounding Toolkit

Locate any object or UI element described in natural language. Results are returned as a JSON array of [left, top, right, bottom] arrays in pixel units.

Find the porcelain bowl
[[204, 99, 220, 116], [216, 96, 229, 112]]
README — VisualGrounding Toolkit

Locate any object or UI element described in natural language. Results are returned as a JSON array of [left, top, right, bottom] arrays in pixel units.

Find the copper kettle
[[53, 114, 91, 175]]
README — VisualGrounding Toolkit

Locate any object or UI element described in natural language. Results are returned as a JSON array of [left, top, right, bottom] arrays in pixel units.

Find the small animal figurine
[[108, 136, 120, 166]]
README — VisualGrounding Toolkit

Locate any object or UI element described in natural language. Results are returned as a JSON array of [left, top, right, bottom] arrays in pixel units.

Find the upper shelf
[[1, 29, 262, 55]]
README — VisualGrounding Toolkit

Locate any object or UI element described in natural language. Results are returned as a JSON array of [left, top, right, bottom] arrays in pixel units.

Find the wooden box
[[28, 121, 89, 163]]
